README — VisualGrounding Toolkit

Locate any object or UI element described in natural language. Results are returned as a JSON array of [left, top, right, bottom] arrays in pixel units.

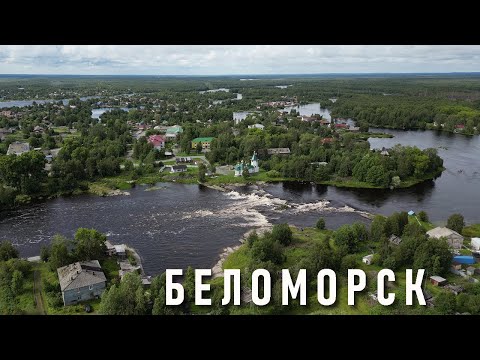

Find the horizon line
[[0, 71, 480, 77]]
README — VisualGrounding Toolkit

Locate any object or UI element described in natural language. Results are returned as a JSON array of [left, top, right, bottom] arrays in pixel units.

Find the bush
[[447, 213, 465, 234], [266, 170, 281, 178], [418, 211, 429, 222], [316, 218, 326, 230], [271, 224, 293, 246]]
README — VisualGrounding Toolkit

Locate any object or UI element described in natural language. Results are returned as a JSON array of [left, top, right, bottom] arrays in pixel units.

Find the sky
[[0, 45, 479, 75]]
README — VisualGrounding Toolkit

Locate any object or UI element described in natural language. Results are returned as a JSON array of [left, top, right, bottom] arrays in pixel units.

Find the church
[[234, 152, 260, 176]]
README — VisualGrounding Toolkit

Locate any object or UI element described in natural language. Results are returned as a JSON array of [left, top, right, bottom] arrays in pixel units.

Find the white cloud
[[0, 45, 479, 74]]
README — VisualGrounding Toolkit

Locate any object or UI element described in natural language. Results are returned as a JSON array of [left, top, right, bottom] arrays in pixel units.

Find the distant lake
[[283, 102, 332, 120], [0, 96, 100, 109]]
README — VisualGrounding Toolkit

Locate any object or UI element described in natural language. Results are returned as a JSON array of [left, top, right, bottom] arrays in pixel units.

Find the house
[[445, 284, 464, 295], [119, 261, 141, 280], [234, 151, 260, 177], [266, 148, 291, 156], [248, 124, 265, 130], [388, 234, 402, 246], [426, 227, 464, 249], [380, 147, 390, 156], [466, 266, 476, 276], [334, 123, 349, 129], [114, 244, 127, 260], [165, 125, 183, 139], [451, 262, 462, 270], [57, 260, 107, 306], [347, 127, 360, 132], [148, 134, 166, 150], [33, 125, 44, 134], [362, 254, 374, 265], [321, 137, 334, 145], [6, 141, 30, 156], [471, 237, 480, 251], [430, 275, 447, 286], [319, 120, 330, 126], [171, 165, 187, 173], [455, 124, 465, 130], [191, 137, 214, 151]]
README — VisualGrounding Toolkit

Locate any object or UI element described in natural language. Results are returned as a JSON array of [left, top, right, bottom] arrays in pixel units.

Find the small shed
[[388, 234, 402, 246], [467, 266, 476, 276], [453, 256, 476, 265], [362, 254, 374, 265], [408, 210, 415, 216], [430, 275, 447, 286], [114, 244, 127, 260], [471, 238, 480, 251], [451, 262, 462, 270]]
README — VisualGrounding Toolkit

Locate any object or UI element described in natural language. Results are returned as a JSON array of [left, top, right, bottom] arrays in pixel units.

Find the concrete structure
[[362, 254, 374, 265], [467, 266, 476, 276], [57, 260, 106, 306], [426, 227, 464, 249], [6, 141, 30, 156], [430, 275, 447, 286], [234, 152, 259, 177]]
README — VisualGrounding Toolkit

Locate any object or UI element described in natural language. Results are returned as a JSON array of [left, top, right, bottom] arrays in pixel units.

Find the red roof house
[[148, 135, 166, 150], [334, 123, 348, 129]]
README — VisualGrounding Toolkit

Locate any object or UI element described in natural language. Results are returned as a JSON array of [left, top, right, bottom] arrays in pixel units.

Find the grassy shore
[[219, 225, 434, 315]]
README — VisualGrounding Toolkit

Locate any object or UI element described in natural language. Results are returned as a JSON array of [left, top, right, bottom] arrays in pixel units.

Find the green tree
[[183, 266, 196, 303], [271, 223, 293, 246], [435, 292, 457, 314], [0, 241, 19, 261], [73, 228, 107, 261], [198, 163, 207, 183], [370, 215, 387, 242], [418, 211, 429, 223], [242, 166, 250, 179], [196, 142, 203, 154], [316, 218, 326, 230], [40, 245, 50, 262], [152, 287, 168, 315], [99, 272, 146, 315], [447, 213, 465, 234], [48, 235, 71, 271], [10, 270, 23, 296]]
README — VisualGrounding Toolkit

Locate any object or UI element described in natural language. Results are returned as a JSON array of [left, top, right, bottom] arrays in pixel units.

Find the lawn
[[17, 269, 38, 314]]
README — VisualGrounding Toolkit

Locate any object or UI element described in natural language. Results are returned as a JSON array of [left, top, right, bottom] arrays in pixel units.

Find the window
[[89, 285, 93, 290]]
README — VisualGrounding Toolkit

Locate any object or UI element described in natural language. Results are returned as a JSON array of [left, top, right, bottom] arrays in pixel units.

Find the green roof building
[[191, 137, 215, 150]]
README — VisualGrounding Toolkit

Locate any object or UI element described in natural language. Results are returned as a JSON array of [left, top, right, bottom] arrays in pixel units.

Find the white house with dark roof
[[57, 260, 107, 306], [426, 227, 464, 249]]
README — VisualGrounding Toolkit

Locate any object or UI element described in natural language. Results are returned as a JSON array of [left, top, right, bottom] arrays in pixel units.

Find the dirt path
[[33, 267, 46, 315]]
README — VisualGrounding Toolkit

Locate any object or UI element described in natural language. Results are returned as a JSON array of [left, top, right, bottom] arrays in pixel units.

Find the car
[[84, 304, 92, 313]]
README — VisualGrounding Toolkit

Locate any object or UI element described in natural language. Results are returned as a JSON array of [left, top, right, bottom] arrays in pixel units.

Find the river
[[0, 183, 367, 275]]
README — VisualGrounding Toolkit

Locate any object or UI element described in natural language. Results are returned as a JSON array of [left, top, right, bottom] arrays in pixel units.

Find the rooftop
[[57, 260, 106, 292], [430, 275, 447, 283], [192, 137, 214, 143], [426, 227, 463, 239]]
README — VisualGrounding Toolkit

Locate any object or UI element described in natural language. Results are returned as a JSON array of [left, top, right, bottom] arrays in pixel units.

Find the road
[[33, 267, 46, 315]]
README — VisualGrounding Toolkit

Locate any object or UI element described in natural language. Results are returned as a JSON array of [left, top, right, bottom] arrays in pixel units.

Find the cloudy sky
[[0, 45, 479, 75]]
